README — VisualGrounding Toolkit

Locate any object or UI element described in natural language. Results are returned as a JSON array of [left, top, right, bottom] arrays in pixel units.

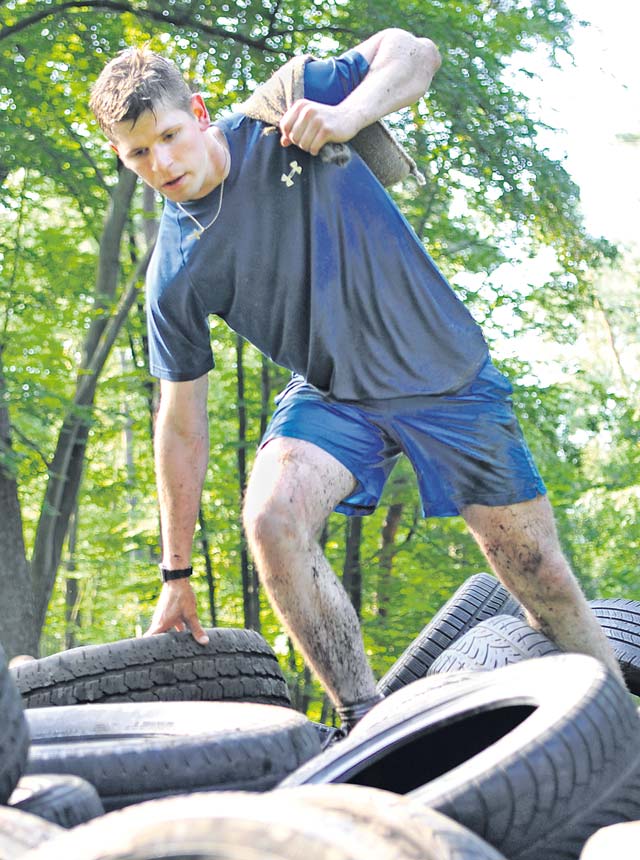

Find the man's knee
[[243, 493, 305, 557]]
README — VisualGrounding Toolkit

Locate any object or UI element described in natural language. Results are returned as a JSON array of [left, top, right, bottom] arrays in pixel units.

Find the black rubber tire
[[0, 805, 63, 857], [274, 785, 508, 860], [0, 646, 30, 804], [426, 614, 559, 675], [376, 573, 516, 696], [25, 700, 321, 810], [13, 786, 508, 860], [11, 628, 291, 708], [8, 773, 104, 828], [280, 654, 640, 860], [470, 596, 640, 694], [587, 599, 640, 694], [580, 821, 640, 859]]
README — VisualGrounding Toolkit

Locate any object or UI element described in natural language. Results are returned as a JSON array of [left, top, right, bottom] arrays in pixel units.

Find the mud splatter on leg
[[463, 495, 626, 687], [243, 437, 377, 706]]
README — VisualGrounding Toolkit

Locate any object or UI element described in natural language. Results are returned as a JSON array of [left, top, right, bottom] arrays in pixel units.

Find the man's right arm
[[279, 29, 441, 156], [145, 374, 210, 644]]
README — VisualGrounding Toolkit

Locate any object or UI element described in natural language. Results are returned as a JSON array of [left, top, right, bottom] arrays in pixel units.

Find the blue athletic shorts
[[261, 358, 546, 518]]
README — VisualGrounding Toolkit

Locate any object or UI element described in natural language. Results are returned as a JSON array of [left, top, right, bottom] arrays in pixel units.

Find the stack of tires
[[0, 629, 323, 856], [376, 573, 640, 693], [2, 576, 640, 859], [281, 574, 640, 860]]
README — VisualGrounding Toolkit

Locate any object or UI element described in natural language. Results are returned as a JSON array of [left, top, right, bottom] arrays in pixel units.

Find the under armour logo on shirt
[[281, 160, 302, 187]]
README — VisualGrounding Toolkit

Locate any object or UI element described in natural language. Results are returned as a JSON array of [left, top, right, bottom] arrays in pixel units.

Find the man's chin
[[160, 175, 190, 199]]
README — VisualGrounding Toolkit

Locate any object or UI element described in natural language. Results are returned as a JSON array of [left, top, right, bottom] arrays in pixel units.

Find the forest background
[[1, 0, 638, 721]]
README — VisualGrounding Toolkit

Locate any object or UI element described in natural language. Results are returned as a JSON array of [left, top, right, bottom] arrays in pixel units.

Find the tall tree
[[0, 362, 38, 657], [342, 517, 363, 618], [31, 168, 151, 632]]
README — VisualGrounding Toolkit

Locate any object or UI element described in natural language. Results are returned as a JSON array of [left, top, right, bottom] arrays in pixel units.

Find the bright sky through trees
[[476, 1, 639, 381], [524, 0, 640, 246]]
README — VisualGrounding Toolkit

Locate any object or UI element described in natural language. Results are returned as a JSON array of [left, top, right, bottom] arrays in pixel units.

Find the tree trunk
[[64, 579, 80, 650], [134, 183, 160, 559], [235, 335, 260, 631], [287, 637, 300, 710], [120, 349, 141, 561], [0, 362, 38, 659], [375, 502, 404, 619], [320, 694, 335, 726], [30, 168, 152, 634], [64, 505, 81, 650], [342, 516, 363, 619], [300, 664, 313, 715], [0, 171, 38, 658], [198, 507, 217, 627]]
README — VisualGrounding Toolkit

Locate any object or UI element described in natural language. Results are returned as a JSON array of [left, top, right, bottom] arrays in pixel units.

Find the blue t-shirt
[[146, 51, 489, 400]]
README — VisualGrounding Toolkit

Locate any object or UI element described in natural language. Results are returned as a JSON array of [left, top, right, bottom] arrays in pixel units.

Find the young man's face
[[112, 94, 217, 202]]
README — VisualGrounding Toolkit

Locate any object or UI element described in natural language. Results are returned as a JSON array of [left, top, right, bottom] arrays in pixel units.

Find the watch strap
[[160, 566, 193, 582]]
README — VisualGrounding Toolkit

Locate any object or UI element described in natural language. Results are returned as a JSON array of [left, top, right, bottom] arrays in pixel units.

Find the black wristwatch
[[159, 566, 193, 583]]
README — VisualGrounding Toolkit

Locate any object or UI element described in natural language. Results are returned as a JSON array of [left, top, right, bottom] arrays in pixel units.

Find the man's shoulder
[[213, 111, 250, 136]]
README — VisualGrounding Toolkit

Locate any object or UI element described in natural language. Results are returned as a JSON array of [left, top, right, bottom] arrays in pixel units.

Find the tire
[[275, 785, 508, 860], [466, 596, 640, 694], [376, 573, 516, 695], [14, 786, 508, 860], [11, 628, 291, 708], [0, 806, 63, 858], [426, 614, 559, 675], [280, 654, 640, 860], [0, 646, 30, 804], [580, 821, 640, 859], [25, 700, 321, 810], [588, 599, 640, 694], [8, 774, 104, 828]]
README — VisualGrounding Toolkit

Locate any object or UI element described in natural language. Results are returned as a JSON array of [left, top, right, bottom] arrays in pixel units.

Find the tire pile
[[1, 574, 639, 860]]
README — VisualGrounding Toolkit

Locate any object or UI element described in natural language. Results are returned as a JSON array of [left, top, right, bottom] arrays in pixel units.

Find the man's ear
[[110, 143, 119, 155], [190, 93, 211, 129]]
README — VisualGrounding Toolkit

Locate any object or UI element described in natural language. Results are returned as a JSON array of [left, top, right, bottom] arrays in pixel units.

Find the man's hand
[[279, 100, 359, 156], [280, 30, 440, 157], [145, 579, 209, 645]]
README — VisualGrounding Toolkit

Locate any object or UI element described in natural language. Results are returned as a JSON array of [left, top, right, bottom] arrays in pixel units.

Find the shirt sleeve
[[303, 49, 369, 106], [146, 241, 215, 382]]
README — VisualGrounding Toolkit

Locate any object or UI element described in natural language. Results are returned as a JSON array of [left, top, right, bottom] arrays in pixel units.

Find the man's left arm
[[279, 28, 441, 156]]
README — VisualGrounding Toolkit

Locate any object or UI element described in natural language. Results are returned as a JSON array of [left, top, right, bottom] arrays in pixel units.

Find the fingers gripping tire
[[281, 655, 640, 860], [16, 786, 508, 860], [25, 700, 321, 810], [377, 573, 516, 696], [11, 628, 291, 708], [0, 646, 29, 803]]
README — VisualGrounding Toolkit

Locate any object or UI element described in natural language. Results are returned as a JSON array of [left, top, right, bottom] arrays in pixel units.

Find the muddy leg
[[463, 494, 626, 687], [243, 437, 378, 707]]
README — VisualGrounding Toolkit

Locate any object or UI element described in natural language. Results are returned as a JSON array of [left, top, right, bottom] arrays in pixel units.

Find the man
[[90, 28, 625, 730]]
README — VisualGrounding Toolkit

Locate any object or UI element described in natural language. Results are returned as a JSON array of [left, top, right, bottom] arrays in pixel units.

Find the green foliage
[[1, 0, 638, 712]]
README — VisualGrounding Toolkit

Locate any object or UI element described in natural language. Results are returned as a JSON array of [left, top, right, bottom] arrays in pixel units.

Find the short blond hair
[[90, 46, 193, 140]]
